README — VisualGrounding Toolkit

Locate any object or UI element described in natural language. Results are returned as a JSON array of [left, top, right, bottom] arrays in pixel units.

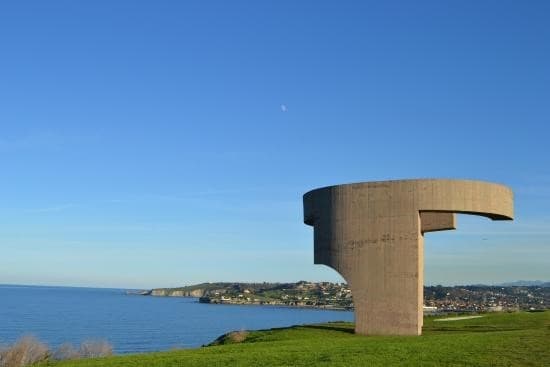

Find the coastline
[[197, 299, 353, 312], [128, 291, 353, 311], [137, 281, 355, 310]]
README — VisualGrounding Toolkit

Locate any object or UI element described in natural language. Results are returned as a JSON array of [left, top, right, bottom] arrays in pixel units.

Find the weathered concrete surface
[[303, 179, 513, 336]]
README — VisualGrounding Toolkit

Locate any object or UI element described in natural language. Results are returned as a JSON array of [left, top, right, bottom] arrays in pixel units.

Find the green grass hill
[[38, 311, 549, 367]]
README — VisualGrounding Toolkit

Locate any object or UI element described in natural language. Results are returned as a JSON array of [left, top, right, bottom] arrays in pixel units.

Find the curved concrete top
[[304, 178, 513, 225]]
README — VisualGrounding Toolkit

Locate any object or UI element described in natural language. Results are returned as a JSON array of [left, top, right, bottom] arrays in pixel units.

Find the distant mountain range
[[497, 280, 550, 287]]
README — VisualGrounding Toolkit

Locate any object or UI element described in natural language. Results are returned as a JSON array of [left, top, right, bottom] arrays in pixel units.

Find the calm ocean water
[[0, 285, 353, 354]]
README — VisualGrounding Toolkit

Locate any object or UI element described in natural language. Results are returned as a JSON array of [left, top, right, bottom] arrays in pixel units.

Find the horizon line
[[1, 279, 548, 291]]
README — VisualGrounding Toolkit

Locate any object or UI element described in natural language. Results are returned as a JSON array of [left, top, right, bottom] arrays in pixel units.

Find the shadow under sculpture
[[303, 179, 514, 336]]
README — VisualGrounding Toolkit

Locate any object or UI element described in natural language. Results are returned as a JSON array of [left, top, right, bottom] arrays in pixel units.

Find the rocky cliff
[[151, 288, 207, 297]]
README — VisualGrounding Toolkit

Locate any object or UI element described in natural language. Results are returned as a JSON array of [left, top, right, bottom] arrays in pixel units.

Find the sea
[[0, 284, 354, 354]]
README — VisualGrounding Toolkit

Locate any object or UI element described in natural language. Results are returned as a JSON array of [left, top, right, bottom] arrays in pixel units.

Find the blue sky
[[1, 1, 549, 288]]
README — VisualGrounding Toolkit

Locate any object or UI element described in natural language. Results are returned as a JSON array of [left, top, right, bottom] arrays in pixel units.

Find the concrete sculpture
[[303, 179, 513, 336]]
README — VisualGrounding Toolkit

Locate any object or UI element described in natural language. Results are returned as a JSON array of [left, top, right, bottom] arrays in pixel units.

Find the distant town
[[136, 281, 549, 313]]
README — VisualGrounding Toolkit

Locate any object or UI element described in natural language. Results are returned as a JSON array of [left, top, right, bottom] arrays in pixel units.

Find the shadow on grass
[[300, 324, 355, 334], [424, 324, 524, 334]]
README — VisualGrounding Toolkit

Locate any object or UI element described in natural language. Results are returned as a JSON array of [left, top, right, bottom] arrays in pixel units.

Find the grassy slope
[[40, 311, 549, 367]]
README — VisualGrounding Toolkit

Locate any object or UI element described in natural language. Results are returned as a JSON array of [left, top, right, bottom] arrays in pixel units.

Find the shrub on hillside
[[208, 330, 249, 346], [79, 340, 113, 358], [228, 330, 249, 343], [0, 335, 49, 367], [0, 337, 113, 367], [52, 343, 80, 361]]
